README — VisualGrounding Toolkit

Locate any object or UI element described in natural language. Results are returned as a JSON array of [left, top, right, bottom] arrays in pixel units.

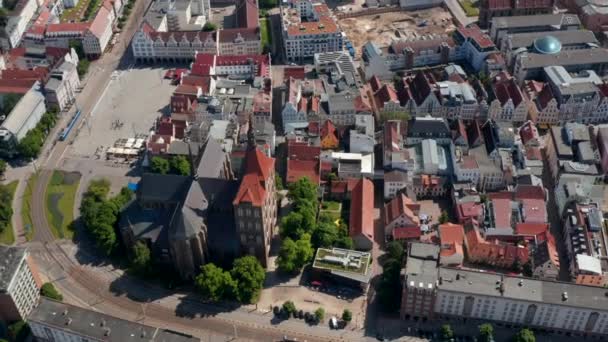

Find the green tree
[[282, 300, 296, 315], [202, 22, 217, 31], [280, 210, 315, 240], [377, 258, 402, 313], [438, 210, 450, 224], [150, 156, 170, 174], [169, 155, 190, 176], [40, 282, 63, 301], [8, 320, 30, 342], [69, 39, 85, 59], [342, 309, 352, 323], [17, 129, 43, 160], [513, 328, 535, 342], [92, 222, 117, 255], [0, 159, 6, 177], [314, 307, 325, 321], [276, 233, 313, 273], [380, 111, 410, 123], [2, 93, 22, 115], [259, 0, 277, 9], [311, 221, 338, 248], [288, 177, 318, 206], [334, 235, 354, 249], [231, 256, 265, 303], [441, 324, 454, 341], [478, 323, 494, 342], [131, 241, 152, 275], [195, 263, 237, 301], [275, 174, 284, 191], [386, 241, 404, 261], [77, 59, 90, 77]]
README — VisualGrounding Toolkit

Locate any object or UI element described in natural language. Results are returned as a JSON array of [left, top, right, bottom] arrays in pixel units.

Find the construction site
[[338, 7, 456, 58]]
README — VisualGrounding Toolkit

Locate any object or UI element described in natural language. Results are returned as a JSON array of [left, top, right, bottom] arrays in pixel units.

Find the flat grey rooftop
[[29, 298, 200, 341], [491, 14, 580, 30], [506, 30, 598, 50], [0, 245, 26, 291], [520, 48, 608, 69]]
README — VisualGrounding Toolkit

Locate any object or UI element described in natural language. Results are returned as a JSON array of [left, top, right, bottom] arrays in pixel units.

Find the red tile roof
[[0, 79, 35, 94], [491, 198, 512, 229], [514, 185, 545, 201], [369, 75, 382, 92], [287, 160, 320, 184], [393, 227, 421, 240], [456, 202, 483, 223], [519, 121, 539, 145], [233, 147, 275, 206], [283, 66, 305, 80], [384, 193, 420, 228], [1, 67, 49, 82], [457, 25, 495, 49], [349, 178, 374, 241], [45, 22, 89, 34], [439, 223, 465, 259], [88, 5, 111, 38], [521, 198, 547, 223], [515, 223, 548, 237], [465, 223, 530, 268], [493, 72, 524, 107]]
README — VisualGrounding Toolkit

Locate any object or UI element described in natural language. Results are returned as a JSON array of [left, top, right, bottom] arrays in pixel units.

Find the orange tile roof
[[287, 16, 339, 36], [384, 193, 420, 228], [233, 147, 275, 206], [439, 223, 465, 259], [349, 179, 374, 241]]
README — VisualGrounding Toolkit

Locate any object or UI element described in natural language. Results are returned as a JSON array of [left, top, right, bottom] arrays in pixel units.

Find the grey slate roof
[[438, 267, 608, 311], [0, 245, 26, 292], [119, 200, 171, 250], [519, 48, 608, 69], [29, 298, 199, 342], [196, 139, 227, 179], [407, 116, 450, 139], [491, 14, 581, 30], [409, 242, 440, 260], [138, 173, 190, 204]]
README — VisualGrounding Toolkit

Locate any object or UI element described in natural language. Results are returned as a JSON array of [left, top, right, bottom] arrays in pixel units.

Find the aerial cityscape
[[0, 0, 608, 340]]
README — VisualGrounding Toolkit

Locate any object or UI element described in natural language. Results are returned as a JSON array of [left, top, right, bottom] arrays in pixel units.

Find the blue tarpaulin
[[127, 182, 138, 191]]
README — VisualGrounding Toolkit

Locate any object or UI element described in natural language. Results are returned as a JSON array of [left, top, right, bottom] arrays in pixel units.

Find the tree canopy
[[169, 155, 190, 176], [231, 256, 266, 303], [377, 253, 403, 313], [441, 324, 454, 341], [513, 328, 535, 342], [438, 210, 450, 224], [40, 282, 63, 301], [150, 156, 170, 174], [342, 309, 352, 322], [202, 22, 217, 31], [131, 241, 152, 275], [195, 263, 236, 302], [276, 233, 313, 273], [478, 323, 494, 342], [81, 181, 133, 256]]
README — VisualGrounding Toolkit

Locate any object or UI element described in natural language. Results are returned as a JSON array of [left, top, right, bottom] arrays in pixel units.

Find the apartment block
[[0, 246, 41, 322]]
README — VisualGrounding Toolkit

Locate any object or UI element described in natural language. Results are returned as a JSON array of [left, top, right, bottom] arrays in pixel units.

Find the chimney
[[65, 318, 72, 326]]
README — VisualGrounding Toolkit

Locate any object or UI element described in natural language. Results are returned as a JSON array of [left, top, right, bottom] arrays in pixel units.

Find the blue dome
[[534, 36, 562, 54]]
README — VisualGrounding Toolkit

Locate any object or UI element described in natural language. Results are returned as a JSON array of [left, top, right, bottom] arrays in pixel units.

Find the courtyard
[[67, 66, 176, 158]]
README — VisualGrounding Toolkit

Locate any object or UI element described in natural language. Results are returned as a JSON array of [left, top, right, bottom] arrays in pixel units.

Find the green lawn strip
[[21, 173, 37, 241], [44, 171, 81, 240], [460, 0, 479, 16], [260, 18, 272, 48], [84, 0, 103, 21], [0, 181, 19, 245], [60, 0, 92, 22]]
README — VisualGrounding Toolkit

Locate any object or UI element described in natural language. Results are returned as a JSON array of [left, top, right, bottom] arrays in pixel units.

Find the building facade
[[233, 147, 277, 267], [0, 246, 41, 322]]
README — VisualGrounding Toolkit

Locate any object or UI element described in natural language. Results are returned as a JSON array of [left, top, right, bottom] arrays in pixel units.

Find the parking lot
[[67, 67, 176, 158]]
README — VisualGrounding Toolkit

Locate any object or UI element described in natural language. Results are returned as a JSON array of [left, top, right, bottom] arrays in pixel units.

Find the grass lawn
[[45, 171, 81, 240], [460, 0, 479, 16], [321, 201, 341, 211], [0, 181, 19, 245], [60, 0, 92, 22], [260, 18, 272, 48], [22, 173, 37, 241]]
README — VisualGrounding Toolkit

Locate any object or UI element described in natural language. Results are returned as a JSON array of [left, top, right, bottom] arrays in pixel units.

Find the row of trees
[[80, 179, 133, 255], [117, 0, 137, 29], [276, 178, 353, 274], [0, 183, 14, 236], [441, 324, 534, 342], [17, 109, 59, 160], [195, 256, 266, 304], [150, 156, 191, 176], [40, 282, 63, 301]]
